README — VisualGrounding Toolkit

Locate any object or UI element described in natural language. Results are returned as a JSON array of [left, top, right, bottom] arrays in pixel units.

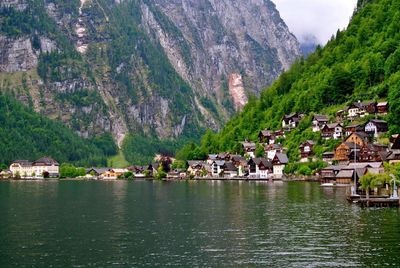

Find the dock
[[348, 197, 400, 208]]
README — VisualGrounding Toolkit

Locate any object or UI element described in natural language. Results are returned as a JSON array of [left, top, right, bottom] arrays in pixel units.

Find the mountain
[[0, 0, 300, 164], [178, 0, 400, 160]]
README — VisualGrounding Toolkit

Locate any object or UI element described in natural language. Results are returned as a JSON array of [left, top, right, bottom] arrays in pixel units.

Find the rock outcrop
[[0, 0, 300, 147]]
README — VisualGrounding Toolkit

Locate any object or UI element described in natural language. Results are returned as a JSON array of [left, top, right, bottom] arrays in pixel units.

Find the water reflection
[[0, 181, 399, 267]]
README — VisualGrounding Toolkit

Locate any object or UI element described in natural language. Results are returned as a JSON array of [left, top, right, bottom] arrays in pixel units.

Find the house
[[167, 169, 186, 179], [320, 165, 344, 182], [148, 163, 160, 175], [217, 153, 231, 161], [334, 142, 361, 163], [312, 115, 329, 132], [206, 154, 218, 164], [265, 143, 284, 160], [128, 166, 148, 177], [347, 101, 376, 119], [86, 168, 110, 177], [345, 124, 364, 136], [10, 160, 34, 178], [211, 160, 225, 177], [231, 155, 248, 177], [258, 129, 275, 144], [364, 119, 388, 137], [102, 168, 129, 179], [299, 140, 315, 162], [32, 157, 60, 178], [322, 152, 335, 164], [241, 141, 256, 158], [358, 144, 387, 162], [187, 161, 207, 177], [271, 153, 288, 179], [321, 123, 343, 139], [386, 151, 400, 164], [223, 162, 238, 178], [377, 102, 388, 114], [0, 170, 12, 179], [248, 158, 272, 179], [282, 113, 303, 130], [345, 132, 370, 147], [335, 169, 358, 185], [274, 129, 286, 140], [10, 157, 60, 179]]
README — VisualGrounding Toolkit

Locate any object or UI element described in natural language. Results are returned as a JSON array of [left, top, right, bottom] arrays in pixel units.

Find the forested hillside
[[0, 0, 300, 164], [177, 0, 400, 160], [0, 94, 117, 166]]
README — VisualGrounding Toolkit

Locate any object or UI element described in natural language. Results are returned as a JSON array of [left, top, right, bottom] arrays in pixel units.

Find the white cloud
[[272, 0, 357, 44]]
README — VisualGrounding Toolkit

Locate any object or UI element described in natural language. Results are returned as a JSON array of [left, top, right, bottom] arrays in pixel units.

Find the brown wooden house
[[377, 102, 389, 114], [334, 142, 361, 162], [299, 140, 315, 159], [345, 132, 370, 147], [258, 129, 275, 144]]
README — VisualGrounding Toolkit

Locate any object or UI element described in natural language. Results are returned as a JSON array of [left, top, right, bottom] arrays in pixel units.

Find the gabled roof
[[336, 170, 354, 178], [231, 155, 246, 162], [12, 160, 33, 167], [241, 141, 256, 149], [274, 153, 288, 164], [346, 132, 369, 141], [208, 154, 218, 160], [300, 140, 315, 147], [33, 157, 59, 166], [348, 162, 382, 169], [313, 114, 329, 122], [213, 160, 225, 166], [322, 152, 335, 157], [250, 158, 273, 168], [86, 168, 110, 174], [259, 129, 273, 136], [377, 102, 388, 106], [392, 135, 400, 150], [223, 162, 238, 172], [325, 123, 342, 129], [367, 119, 387, 125], [187, 161, 205, 167]]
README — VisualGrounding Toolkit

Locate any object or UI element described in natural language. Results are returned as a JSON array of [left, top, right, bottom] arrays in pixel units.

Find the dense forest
[[0, 94, 117, 166], [177, 0, 400, 161]]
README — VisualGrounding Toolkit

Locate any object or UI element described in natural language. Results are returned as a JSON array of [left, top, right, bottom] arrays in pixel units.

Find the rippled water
[[0, 180, 399, 267]]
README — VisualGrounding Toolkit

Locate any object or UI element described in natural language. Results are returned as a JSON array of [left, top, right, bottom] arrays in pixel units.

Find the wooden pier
[[348, 196, 400, 208]]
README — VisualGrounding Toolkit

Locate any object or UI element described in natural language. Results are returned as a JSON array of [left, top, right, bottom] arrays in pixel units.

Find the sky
[[273, 0, 358, 44]]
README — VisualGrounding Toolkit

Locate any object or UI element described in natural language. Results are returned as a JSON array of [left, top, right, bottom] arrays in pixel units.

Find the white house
[[321, 123, 343, 140], [241, 141, 256, 158], [365, 119, 388, 137], [271, 153, 289, 179], [248, 158, 272, 179], [9, 160, 34, 178], [10, 157, 60, 179], [312, 115, 329, 132], [211, 160, 225, 177]]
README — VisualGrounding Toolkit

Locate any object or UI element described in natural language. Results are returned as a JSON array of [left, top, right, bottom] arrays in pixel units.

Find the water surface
[[0, 180, 399, 267]]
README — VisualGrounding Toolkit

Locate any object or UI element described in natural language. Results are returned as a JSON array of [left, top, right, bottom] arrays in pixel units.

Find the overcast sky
[[273, 0, 358, 44]]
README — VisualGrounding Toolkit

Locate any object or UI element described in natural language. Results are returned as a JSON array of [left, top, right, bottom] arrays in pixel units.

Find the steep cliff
[[0, 0, 300, 161]]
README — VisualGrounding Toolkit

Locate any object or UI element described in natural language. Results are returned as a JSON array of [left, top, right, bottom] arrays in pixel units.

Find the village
[[1, 100, 400, 205]]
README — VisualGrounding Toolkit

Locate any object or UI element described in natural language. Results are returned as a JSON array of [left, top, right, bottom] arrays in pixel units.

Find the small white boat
[[320, 183, 335, 187]]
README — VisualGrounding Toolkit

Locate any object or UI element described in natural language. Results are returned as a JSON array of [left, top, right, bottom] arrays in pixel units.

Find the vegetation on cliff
[[177, 0, 400, 160], [0, 94, 117, 166]]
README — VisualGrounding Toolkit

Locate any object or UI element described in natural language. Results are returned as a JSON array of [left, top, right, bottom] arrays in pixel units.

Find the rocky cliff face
[[0, 0, 300, 148]]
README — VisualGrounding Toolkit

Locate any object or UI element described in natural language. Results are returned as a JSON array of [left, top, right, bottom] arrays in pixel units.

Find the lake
[[0, 180, 399, 267]]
